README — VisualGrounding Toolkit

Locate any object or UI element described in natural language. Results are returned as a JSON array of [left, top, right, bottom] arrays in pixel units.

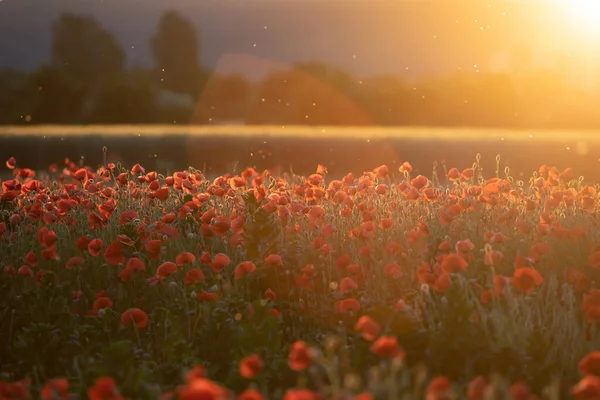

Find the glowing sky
[[0, 0, 598, 85]]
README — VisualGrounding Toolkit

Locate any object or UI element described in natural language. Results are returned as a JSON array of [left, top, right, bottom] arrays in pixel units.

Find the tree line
[[1, 11, 599, 129]]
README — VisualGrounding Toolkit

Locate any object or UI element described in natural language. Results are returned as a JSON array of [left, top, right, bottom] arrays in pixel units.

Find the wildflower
[[93, 297, 113, 311], [580, 352, 600, 376], [572, 376, 600, 400], [265, 288, 276, 300], [384, 263, 402, 279], [87, 239, 104, 257], [234, 261, 256, 279], [119, 210, 138, 225], [335, 298, 361, 314], [264, 254, 283, 266], [239, 354, 263, 379], [184, 269, 205, 285], [211, 253, 231, 272], [40, 378, 70, 400], [88, 377, 124, 400], [370, 336, 403, 358], [441, 254, 468, 273], [104, 241, 125, 265], [196, 290, 219, 302], [120, 308, 149, 328], [339, 277, 358, 294], [426, 377, 453, 400], [238, 389, 264, 400], [355, 316, 381, 341], [155, 262, 176, 278], [511, 267, 543, 294], [283, 389, 317, 400], [176, 252, 196, 266], [66, 256, 85, 269], [178, 376, 229, 400], [289, 341, 312, 371], [467, 376, 488, 400]]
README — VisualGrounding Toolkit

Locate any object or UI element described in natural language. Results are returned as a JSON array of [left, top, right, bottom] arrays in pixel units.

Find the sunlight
[[562, 0, 600, 37]]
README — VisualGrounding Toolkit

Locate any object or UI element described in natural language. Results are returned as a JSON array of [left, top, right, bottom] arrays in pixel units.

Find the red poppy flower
[[512, 267, 543, 294], [264, 254, 283, 266], [184, 268, 205, 285], [196, 290, 219, 301], [41, 246, 59, 261], [6, 157, 16, 169], [283, 389, 318, 400], [289, 341, 312, 371], [339, 277, 358, 294], [234, 261, 256, 279], [18, 265, 34, 278], [119, 210, 138, 225], [121, 308, 149, 328], [239, 389, 264, 400], [88, 377, 124, 400], [211, 253, 231, 273], [24, 251, 38, 266], [144, 239, 163, 259], [580, 351, 600, 376], [76, 236, 91, 251], [265, 288, 276, 300], [127, 257, 146, 271], [467, 376, 488, 400], [239, 354, 263, 379], [66, 256, 85, 269], [370, 336, 402, 358], [508, 382, 533, 400], [335, 298, 361, 314], [176, 252, 196, 266], [104, 241, 125, 265], [427, 377, 453, 400], [88, 239, 104, 257], [40, 378, 70, 400], [384, 263, 402, 279], [441, 254, 468, 273], [157, 262, 177, 278], [355, 316, 381, 341], [177, 377, 229, 400], [93, 297, 113, 311], [572, 376, 600, 400]]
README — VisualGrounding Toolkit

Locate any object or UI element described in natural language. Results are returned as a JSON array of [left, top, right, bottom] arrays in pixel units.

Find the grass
[[1, 154, 600, 399]]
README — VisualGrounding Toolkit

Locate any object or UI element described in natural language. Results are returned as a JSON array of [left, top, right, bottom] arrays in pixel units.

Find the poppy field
[[3, 154, 600, 399]]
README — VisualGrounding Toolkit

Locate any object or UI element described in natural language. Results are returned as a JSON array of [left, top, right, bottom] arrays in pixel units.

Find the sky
[[0, 0, 598, 83]]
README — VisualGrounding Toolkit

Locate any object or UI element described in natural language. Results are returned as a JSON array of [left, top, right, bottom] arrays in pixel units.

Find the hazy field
[[2, 124, 599, 181], [2, 124, 600, 142]]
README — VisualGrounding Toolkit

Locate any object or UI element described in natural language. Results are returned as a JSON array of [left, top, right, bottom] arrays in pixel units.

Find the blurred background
[[1, 0, 600, 177]]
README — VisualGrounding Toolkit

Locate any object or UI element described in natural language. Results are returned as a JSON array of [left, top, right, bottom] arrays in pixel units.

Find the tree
[[193, 74, 252, 123], [151, 11, 201, 96], [51, 13, 125, 87], [28, 65, 88, 124], [0, 69, 36, 124], [86, 72, 158, 124]]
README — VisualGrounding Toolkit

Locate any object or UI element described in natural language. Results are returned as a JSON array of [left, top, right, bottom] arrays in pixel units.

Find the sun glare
[[563, 0, 600, 36]]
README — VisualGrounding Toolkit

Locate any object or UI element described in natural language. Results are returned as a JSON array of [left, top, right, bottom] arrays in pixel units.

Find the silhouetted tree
[[0, 69, 36, 124], [51, 13, 125, 87], [249, 62, 371, 125], [86, 76, 158, 124], [193, 74, 253, 123], [358, 74, 415, 125], [151, 11, 201, 96], [27, 65, 88, 124]]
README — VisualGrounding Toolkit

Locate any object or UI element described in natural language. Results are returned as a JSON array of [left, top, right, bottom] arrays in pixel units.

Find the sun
[[563, 0, 600, 36]]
